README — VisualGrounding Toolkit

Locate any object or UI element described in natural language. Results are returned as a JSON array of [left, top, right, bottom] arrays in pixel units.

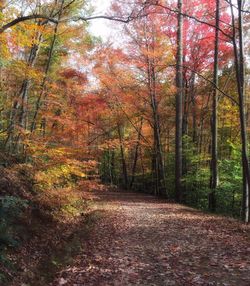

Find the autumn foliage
[[0, 0, 250, 283]]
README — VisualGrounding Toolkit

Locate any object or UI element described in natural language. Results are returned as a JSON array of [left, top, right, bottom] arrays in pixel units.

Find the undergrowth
[[0, 154, 96, 284]]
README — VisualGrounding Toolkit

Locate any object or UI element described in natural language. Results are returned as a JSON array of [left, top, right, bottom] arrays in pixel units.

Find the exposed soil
[[50, 189, 250, 286]]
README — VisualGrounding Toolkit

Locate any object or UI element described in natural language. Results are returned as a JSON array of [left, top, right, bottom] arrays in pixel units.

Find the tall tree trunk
[[182, 79, 189, 138], [209, 0, 220, 211], [30, 0, 65, 134], [237, 0, 249, 223], [182, 78, 189, 200], [18, 39, 41, 128], [230, 0, 249, 223], [190, 74, 197, 144], [175, 0, 183, 202], [5, 31, 42, 154], [146, 52, 166, 195], [150, 66, 166, 196]]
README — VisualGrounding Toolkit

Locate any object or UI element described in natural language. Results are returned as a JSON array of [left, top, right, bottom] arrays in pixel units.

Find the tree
[[229, 0, 249, 223], [175, 0, 183, 202], [209, 0, 220, 211]]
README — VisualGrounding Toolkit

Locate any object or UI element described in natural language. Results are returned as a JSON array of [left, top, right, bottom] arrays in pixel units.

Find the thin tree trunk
[[5, 30, 42, 154], [151, 68, 166, 195], [108, 148, 114, 185], [175, 0, 183, 202], [182, 78, 189, 199], [209, 0, 220, 211], [146, 54, 166, 195], [182, 79, 189, 138], [117, 124, 129, 189], [30, 0, 65, 134], [190, 74, 197, 144], [130, 117, 144, 189]]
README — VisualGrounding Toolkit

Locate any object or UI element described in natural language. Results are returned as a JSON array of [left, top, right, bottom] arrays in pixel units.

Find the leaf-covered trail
[[52, 190, 250, 286]]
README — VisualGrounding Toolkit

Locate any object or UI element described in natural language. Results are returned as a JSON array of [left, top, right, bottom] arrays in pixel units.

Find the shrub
[[0, 196, 28, 282]]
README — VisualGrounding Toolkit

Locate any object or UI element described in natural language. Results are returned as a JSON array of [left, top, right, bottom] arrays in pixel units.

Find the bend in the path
[[53, 190, 250, 286]]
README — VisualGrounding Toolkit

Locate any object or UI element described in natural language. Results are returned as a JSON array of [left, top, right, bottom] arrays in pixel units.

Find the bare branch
[[224, 0, 250, 14], [0, 14, 58, 33]]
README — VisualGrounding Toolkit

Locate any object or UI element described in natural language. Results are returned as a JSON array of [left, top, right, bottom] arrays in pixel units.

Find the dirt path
[[52, 190, 250, 286]]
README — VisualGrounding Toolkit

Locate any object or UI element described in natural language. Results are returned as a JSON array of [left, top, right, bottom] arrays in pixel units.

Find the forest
[[0, 0, 250, 285]]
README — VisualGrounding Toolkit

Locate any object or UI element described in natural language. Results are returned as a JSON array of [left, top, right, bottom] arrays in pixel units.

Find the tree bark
[[175, 0, 183, 202], [209, 0, 220, 211], [230, 0, 249, 223]]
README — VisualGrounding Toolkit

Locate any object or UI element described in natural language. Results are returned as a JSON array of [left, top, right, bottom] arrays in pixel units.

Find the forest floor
[[49, 188, 250, 286], [7, 186, 250, 286]]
